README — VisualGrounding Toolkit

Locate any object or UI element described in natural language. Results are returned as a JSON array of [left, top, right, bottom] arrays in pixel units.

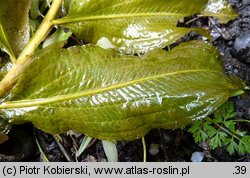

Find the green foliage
[[42, 27, 72, 48], [30, 0, 42, 19], [0, 0, 31, 57], [0, 41, 245, 140], [0, 0, 247, 142], [202, 0, 238, 23], [189, 102, 250, 155], [0, 23, 15, 60], [54, 0, 236, 54]]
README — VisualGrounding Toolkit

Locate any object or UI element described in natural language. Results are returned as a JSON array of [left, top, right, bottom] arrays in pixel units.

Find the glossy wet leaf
[[0, 41, 245, 141], [0, 23, 15, 59], [54, 0, 210, 54], [0, 0, 31, 57], [202, 0, 238, 23]]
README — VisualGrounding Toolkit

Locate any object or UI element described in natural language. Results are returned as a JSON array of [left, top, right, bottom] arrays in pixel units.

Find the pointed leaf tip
[[202, 0, 238, 23]]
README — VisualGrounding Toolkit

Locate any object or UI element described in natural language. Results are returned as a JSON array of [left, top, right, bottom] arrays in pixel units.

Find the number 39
[[234, 166, 246, 174]]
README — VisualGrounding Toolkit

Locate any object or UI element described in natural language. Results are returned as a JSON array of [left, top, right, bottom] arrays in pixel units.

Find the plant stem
[[10, 56, 17, 64], [232, 119, 250, 123], [208, 118, 241, 141], [142, 137, 147, 162], [0, 0, 62, 97], [35, 136, 50, 162]]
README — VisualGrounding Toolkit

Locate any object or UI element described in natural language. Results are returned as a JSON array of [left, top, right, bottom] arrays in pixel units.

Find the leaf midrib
[[0, 69, 220, 109], [52, 12, 186, 25]]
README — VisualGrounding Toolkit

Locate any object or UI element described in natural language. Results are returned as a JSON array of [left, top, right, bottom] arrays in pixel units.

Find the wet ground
[[0, 0, 250, 162]]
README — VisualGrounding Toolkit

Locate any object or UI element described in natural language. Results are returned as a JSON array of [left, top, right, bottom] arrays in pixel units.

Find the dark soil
[[0, 0, 250, 162]]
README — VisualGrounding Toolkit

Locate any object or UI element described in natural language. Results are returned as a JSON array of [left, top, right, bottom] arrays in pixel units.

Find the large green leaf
[[202, 0, 238, 23], [0, 41, 245, 140], [0, 0, 31, 57], [54, 0, 210, 54]]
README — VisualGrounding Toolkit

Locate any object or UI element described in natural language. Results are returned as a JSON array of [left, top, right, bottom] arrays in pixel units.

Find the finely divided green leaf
[[0, 41, 245, 140], [226, 138, 238, 155], [0, 0, 31, 57], [202, 0, 238, 23], [239, 136, 250, 155], [55, 0, 210, 54], [189, 101, 250, 155]]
